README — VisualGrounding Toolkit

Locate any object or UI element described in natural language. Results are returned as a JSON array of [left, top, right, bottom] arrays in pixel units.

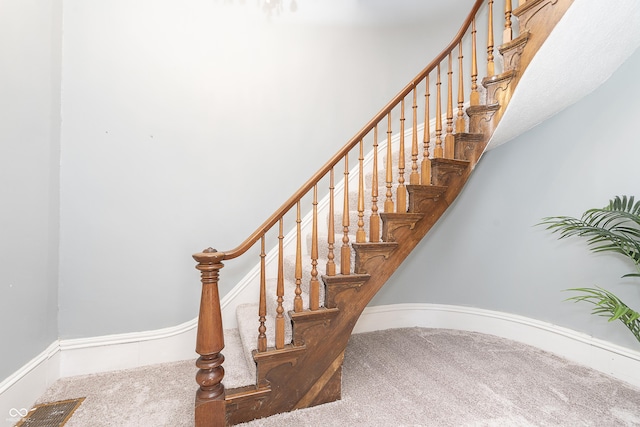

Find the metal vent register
[[15, 398, 85, 427]]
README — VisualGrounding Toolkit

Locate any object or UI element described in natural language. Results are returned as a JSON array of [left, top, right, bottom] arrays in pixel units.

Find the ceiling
[[257, 0, 475, 26], [250, 0, 640, 148]]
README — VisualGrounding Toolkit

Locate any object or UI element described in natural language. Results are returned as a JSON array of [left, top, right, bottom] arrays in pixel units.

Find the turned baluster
[[470, 19, 480, 106], [326, 169, 336, 276], [421, 75, 432, 185], [504, 0, 513, 43], [275, 219, 285, 349], [487, 0, 495, 76], [456, 41, 466, 134], [384, 112, 394, 212], [434, 64, 444, 159], [397, 100, 407, 212], [370, 126, 381, 242], [356, 140, 366, 243], [341, 157, 351, 274], [444, 53, 455, 159], [310, 185, 320, 309], [294, 202, 303, 312], [193, 248, 226, 427], [410, 87, 420, 185], [258, 237, 267, 352]]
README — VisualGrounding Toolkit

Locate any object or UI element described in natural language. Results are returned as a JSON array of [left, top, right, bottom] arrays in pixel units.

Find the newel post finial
[[193, 248, 226, 427]]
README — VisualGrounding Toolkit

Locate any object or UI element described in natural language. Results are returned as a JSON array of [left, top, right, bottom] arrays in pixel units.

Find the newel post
[[193, 247, 226, 427]]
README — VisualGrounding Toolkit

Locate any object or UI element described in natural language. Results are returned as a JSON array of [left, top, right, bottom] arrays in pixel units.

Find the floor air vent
[[15, 398, 85, 427]]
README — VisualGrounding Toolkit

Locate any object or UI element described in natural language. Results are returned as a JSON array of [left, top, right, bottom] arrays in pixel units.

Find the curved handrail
[[223, 0, 485, 260]]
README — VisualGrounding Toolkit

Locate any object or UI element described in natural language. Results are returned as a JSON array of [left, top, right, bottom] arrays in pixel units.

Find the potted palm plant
[[541, 196, 640, 343]]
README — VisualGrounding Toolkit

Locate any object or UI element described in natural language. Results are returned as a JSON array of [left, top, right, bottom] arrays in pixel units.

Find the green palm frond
[[540, 196, 640, 277], [541, 196, 640, 344], [566, 287, 640, 342]]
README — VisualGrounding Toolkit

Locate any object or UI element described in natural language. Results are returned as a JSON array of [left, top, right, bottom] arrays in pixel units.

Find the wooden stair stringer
[[225, 100, 497, 424], [224, 102, 493, 423], [219, 1, 579, 423], [513, 0, 576, 73], [467, 103, 500, 136], [486, 0, 575, 127], [224, 142, 478, 424], [355, 171, 471, 280], [380, 212, 425, 242], [455, 132, 486, 165], [224, 275, 373, 424]]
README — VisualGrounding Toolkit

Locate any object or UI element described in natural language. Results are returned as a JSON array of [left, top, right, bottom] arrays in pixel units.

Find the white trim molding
[[58, 318, 198, 377], [0, 342, 59, 424], [0, 319, 197, 418]]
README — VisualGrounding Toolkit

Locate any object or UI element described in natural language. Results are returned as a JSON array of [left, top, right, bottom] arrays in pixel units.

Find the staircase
[[192, 0, 574, 425]]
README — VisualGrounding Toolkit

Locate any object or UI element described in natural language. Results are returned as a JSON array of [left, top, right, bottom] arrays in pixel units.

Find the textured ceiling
[[487, 0, 640, 150]]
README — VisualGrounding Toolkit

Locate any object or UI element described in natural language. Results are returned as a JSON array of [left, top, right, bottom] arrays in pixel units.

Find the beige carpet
[[36, 328, 640, 426]]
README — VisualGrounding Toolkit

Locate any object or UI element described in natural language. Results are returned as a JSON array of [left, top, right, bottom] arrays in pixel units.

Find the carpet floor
[[36, 328, 640, 426]]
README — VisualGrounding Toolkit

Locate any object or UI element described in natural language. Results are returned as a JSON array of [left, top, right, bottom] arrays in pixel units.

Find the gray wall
[[372, 46, 640, 350], [0, 0, 62, 380], [5, 0, 636, 379], [58, 0, 471, 338]]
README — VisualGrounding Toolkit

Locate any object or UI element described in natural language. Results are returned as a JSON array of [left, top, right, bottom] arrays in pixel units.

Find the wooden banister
[[275, 219, 285, 349], [258, 237, 267, 352], [193, 248, 226, 427], [192, 0, 576, 422], [397, 99, 407, 213], [194, 1, 503, 423], [370, 126, 380, 242], [487, 0, 495, 76], [421, 75, 431, 185], [310, 186, 320, 309], [327, 169, 336, 275], [294, 202, 303, 312], [218, 0, 485, 261]]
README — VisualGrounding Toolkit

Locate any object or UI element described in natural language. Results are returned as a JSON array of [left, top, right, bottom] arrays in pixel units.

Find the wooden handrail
[[222, 0, 485, 261]]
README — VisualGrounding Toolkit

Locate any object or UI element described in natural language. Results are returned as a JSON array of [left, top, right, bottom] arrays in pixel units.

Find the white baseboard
[[58, 317, 198, 377], [2, 303, 639, 418], [354, 303, 640, 389], [0, 342, 59, 425], [0, 318, 197, 420]]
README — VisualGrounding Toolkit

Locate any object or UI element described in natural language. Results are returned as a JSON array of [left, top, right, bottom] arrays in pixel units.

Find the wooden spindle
[[294, 202, 303, 313], [326, 169, 336, 276], [421, 76, 431, 185], [487, 0, 495, 76], [456, 41, 466, 134], [275, 219, 285, 349], [504, 0, 513, 43], [470, 18, 480, 106], [434, 65, 444, 159], [356, 140, 366, 243], [410, 87, 420, 185], [193, 248, 226, 427], [341, 157, 351, 275], [258, 237, 267, 351], [397, 99, 407, 212], [445, 53, 455, 159], [310, 185, 320, 309], [370, 126, 381, 242], [384, 112, 394, 212]]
